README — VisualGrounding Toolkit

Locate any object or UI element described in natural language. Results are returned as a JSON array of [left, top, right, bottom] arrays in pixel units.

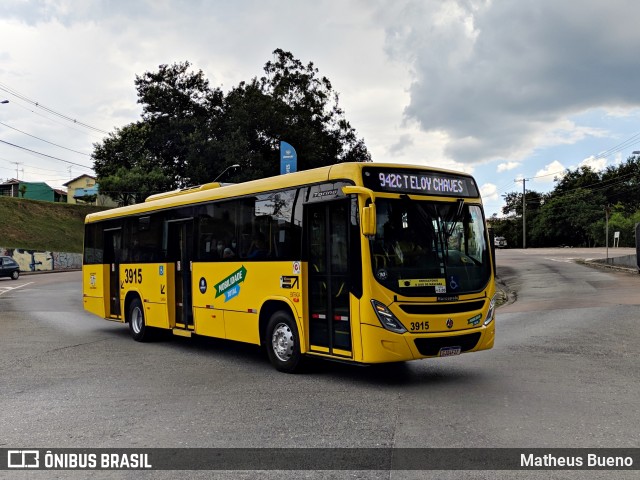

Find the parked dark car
[[0, 256, 20, 280]]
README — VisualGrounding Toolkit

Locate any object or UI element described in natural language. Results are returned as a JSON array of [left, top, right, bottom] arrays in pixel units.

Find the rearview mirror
[[341, 186, 377, 237], [362, 203, 376, 237]]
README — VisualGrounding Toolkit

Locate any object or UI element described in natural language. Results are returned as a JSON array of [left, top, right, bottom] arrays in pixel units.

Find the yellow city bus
[[83, 162, 496, 372]]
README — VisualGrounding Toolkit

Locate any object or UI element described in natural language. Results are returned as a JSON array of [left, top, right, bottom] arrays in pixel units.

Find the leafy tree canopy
[[492, 156, 640, 248], [93, 50, 371, 205]]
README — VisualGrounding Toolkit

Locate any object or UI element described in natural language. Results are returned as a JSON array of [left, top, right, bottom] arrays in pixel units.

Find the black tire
[[128, 297, 151, 342], [265, 310, 304, 373], [10, 270, 19, 280]]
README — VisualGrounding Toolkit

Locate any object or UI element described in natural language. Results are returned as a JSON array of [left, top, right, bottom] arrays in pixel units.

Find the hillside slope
[[0, 196, 106, 253]]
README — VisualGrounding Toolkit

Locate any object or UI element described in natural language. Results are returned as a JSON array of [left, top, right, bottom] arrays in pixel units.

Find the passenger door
[[167, 219, 194, 329], [103, 228, 122, 317], [306, 200, 352, 356]]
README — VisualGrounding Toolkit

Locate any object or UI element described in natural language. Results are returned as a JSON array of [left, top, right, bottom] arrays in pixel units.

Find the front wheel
[[10, 270, 19, 280], [128, 297, 151, 342], [265, 310, 304, 373]]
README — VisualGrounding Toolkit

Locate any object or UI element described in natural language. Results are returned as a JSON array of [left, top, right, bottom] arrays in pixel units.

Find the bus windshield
[[369, 197, 491, 297]]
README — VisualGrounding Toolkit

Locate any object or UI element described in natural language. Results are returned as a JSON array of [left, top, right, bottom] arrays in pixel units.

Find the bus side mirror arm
[[342, 186, 377, 237]]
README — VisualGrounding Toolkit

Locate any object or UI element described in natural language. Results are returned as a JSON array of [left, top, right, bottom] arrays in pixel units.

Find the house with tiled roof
[[63, 174, 116, 207]]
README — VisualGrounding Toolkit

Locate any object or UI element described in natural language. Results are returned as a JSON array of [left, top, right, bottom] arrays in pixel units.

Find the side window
[[196, 203, 216, 261], [252, 189, 302, 260], [162, 206, 195, 261], [194, 188, 305, 262], [195, 201, 239, 261], [128, 215, 163, 263], [83, 224, 95, 265], [83, 223, 104, 265]]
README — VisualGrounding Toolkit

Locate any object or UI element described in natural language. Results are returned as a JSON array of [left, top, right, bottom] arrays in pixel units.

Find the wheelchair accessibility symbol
[[449, 275, 460, 290]]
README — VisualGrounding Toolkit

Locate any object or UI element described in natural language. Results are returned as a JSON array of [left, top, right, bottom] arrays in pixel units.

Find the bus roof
[[84, 162, 478, 223]]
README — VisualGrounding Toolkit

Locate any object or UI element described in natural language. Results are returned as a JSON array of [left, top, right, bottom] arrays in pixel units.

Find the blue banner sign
[[280, 141, 297, 174]]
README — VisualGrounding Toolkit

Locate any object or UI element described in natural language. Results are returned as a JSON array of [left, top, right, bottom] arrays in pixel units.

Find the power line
[[592, 131, 640, 160], [0, 82, 110, 135], [528, 169, 566, 180], [0, 157, 63, 175], [521, 139, 640, 184], [7, 98, 107, 141], [0, 120, 92, 157], [0, 139, 94, 170], [507, 170, 640, 207]]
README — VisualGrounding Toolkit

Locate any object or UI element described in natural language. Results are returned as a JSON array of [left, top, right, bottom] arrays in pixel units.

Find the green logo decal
[[468, 314, 482, 326], [215, 266, 247, 301]]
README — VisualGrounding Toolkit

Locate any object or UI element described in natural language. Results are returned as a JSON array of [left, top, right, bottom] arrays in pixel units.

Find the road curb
[[20, 269, 81, 276], [495, 276, 517, 307], [577, 259, 639, 275]]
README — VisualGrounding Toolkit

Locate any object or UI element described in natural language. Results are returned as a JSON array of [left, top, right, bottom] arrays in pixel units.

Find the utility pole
[[605, 204, 611, 263], [12, 161, 22, 179], [516, 178, 527, 249]]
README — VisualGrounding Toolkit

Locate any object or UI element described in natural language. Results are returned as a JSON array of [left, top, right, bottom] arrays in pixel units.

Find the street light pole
[[213, 164, 240, 183]]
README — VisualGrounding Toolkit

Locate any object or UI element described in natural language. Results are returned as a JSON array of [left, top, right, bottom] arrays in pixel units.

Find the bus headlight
[[484, 294, 497, 326], [371, 300, 407, 334]]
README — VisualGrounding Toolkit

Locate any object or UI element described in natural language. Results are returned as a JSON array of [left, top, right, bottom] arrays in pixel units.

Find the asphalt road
[[1, 250, 639, 479]]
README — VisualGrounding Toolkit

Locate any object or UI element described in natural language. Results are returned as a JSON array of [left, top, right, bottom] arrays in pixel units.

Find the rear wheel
[[266, 310, 304, 373], [128, 298, 151, 341], [10, 270, 19, 280]]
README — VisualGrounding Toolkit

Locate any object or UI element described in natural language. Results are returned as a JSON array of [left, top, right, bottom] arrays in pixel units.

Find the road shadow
[[98, 325, 484, 387]]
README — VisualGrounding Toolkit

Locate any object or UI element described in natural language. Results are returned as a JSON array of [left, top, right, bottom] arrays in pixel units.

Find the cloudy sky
[[2, 0, 640, 216]]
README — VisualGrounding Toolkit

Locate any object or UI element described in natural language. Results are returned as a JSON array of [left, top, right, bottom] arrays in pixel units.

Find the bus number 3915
[[124, 268, 143, 284], [410, 321, 429, 332]]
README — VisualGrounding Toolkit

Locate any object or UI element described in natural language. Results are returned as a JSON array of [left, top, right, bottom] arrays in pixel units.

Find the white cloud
[[497, 161, 520, 173], [480, 182, 498, 202], [533, 161, 566, 184], [377, 0, 640, 165], [3, 0, 640, 193], [578, 156, 608, 172]]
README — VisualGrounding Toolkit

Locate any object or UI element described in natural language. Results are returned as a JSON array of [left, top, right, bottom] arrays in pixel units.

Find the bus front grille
[[414, 333, 482, 356], [399, 300, 485, 315]]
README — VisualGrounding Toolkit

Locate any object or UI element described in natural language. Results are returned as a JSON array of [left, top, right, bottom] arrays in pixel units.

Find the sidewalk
[[20, 269, 81, 276], [581, 257, 639, 274]]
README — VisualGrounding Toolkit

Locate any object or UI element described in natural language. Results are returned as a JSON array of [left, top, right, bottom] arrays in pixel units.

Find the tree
[[533, 188, 604, 247], [553, 165, 600, 194], [134, 61, 219, 186], [93, 122, 174, 205], [98, 166, 174, 206], [93, 51, 371, 203], [601, 156, 640, 214], [18, 184, 27, 198], [499, 157, 640, 247], [501, 190, 544, 247], [76, 193, 97, 205]]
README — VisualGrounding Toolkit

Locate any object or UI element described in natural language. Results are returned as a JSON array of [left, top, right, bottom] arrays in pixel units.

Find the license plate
[[439, 346, 461, 357]]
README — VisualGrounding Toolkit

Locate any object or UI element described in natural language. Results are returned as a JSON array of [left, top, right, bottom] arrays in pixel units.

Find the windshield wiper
[[444, 199, 465, 238]]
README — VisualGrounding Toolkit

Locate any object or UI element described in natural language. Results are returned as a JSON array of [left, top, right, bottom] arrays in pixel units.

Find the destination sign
[[362, 167, 479, 198]]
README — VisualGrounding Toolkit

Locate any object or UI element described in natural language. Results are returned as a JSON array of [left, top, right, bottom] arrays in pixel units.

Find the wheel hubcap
[[131, 307, 143, 334], [272, 322, 294, 362]]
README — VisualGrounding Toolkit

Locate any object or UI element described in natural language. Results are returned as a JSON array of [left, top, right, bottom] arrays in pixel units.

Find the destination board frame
[[362, 167, 480, 198]]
